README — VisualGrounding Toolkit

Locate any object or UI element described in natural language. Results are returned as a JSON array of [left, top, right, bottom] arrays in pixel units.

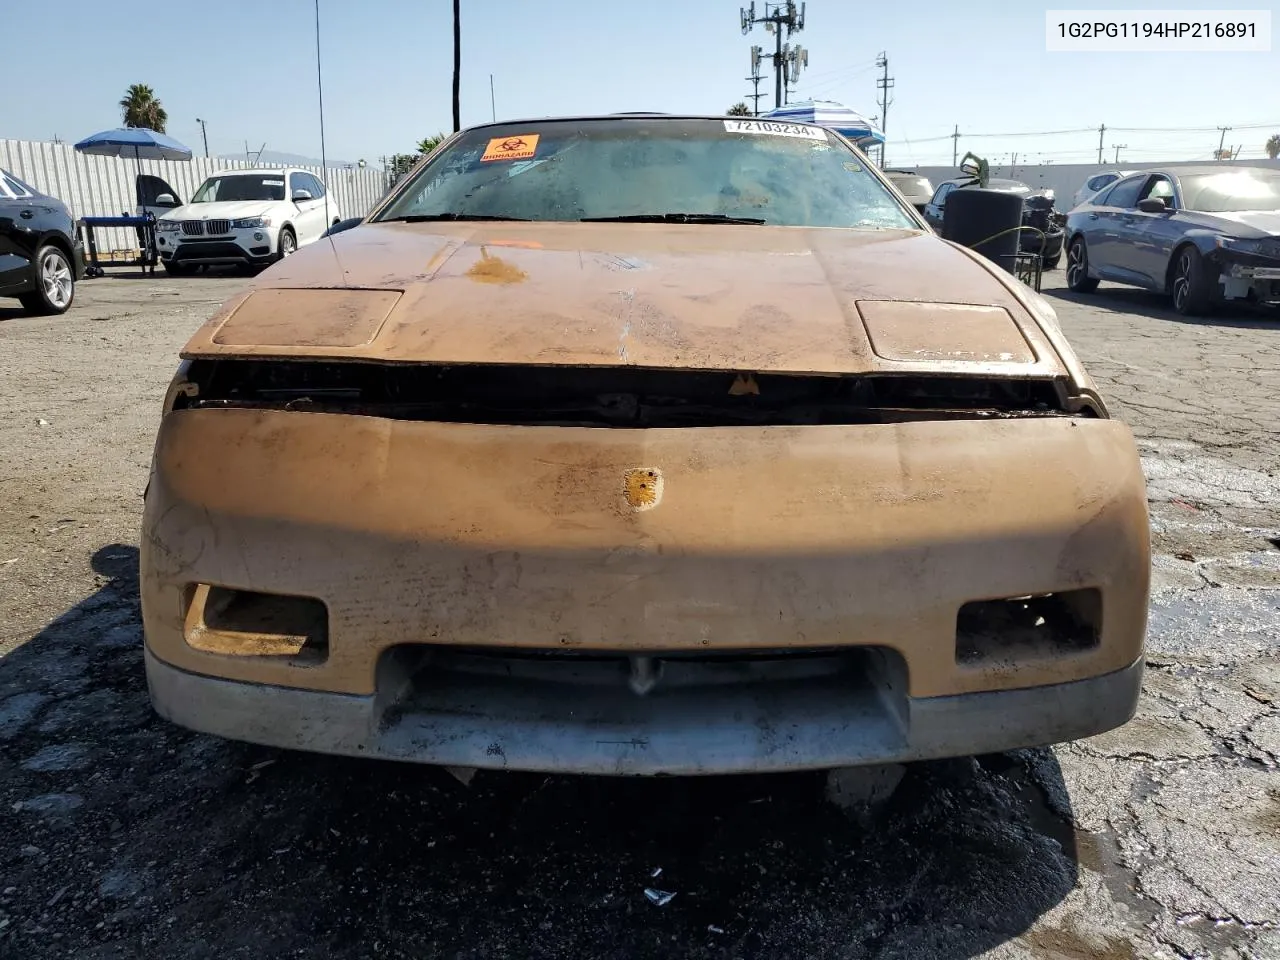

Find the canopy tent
[[761, 101, 886, 147]]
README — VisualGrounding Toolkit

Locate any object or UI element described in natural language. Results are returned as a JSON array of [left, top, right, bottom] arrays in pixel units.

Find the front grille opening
[[177, 359, 1073, 427], [955, 589, 1101, 666], [376, 643, 909, 723], [183, 584, 329, 665]]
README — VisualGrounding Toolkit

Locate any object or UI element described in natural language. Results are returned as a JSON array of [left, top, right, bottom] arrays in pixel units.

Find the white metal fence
[[1, 139, 390, 252]]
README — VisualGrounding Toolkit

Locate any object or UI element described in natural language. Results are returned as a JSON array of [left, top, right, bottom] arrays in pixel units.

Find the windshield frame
[[1177, 169, 1280, 214], [191, 173, 288, 204], [366, 115, 928, 231]]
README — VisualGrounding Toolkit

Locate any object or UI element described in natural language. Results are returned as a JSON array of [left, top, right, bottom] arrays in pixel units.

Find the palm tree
[[726, 102, 753, 116], [118, 84, 167, 132], [1267, 134, 1280, 160], [451, 0, 461, 132], [417, 134, 447, 155]]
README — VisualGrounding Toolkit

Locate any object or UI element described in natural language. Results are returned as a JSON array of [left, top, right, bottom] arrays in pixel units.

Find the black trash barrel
[[941, 188, 1024, 274]]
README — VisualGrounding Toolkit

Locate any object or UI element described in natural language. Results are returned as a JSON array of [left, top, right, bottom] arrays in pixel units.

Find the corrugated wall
[[0, 140, 390, 252]]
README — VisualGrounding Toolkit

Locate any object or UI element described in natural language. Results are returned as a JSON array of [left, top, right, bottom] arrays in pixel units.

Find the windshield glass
[[1180, 170, 1280, 213], [191, 174, 286, 203], [374, 118, 916, 229]]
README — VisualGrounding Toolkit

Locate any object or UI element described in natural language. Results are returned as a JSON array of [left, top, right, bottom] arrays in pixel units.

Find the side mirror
[[1137, 197, 1169, 213], [155, 193, 177, 206], [292, 189, 313, 202]]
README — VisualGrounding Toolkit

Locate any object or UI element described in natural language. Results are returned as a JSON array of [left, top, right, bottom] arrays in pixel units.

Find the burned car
[[140, 114, 1150, 776], [924, 177, 1067, 268]]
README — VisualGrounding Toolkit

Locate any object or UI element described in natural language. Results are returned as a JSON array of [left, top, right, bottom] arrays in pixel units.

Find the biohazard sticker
[[724, 119, 826, 140], [482, 134, 540, 161]]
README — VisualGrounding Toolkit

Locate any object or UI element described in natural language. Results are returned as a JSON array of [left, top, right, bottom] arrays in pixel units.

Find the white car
[[1070, 170, 1136, 210], [154, 168, 342, 275]]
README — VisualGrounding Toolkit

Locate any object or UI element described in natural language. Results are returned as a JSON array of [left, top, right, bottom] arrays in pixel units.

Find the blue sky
[[5, 0, 1278, 168]]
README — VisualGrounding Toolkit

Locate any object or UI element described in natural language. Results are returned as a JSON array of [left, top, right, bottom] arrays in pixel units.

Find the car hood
[[161, 200, 279, 222], [180, 221, 1075, 381], [1207, 210, 1280, 236]]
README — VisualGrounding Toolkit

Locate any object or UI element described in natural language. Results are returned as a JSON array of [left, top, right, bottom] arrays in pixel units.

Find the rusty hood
[[181, 222, 1074, 380]]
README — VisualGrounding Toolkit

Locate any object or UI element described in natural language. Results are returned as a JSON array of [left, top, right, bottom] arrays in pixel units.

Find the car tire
[[162, 260, 194, 277], [17, 245, 75, 316], [1065, 236, 1099, 292], [277, 227, 297, 261], [1170, 245, 1216, 317]]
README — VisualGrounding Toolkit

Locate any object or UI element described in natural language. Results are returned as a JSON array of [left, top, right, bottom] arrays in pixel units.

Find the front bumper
[[141, 408, 1150, 771], [158, 229, 276, 265], [145, 646, 1143, 775]]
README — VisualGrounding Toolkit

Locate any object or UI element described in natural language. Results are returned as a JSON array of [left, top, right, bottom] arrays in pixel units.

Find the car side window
[[0, 178, 12, 200], [1140, 176, 1176, 208], [931, 182, 953, 206], [1100, 175, 1145, 210], [289, 172, 311, 198], [306, 174, 326, 198], [1088, 174, 1113, 191], [3, 174, 32, 198]]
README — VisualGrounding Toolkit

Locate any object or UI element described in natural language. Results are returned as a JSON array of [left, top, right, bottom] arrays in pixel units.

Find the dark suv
[[0, 169, 86, 315]]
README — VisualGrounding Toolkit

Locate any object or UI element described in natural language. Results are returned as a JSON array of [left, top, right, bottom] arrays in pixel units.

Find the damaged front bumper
[[140, 407, 1150, 774]]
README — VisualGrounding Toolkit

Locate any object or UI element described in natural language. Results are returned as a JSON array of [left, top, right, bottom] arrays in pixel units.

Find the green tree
[[726, 102, 753, 116], [1267, 134, 1280, 160], [118, 84, 168, 132], [417, 133, 448, 155]]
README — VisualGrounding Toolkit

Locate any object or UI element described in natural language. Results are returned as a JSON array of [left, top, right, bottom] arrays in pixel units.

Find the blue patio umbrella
[[761, 100, 886, 147], [74, 127, 193, 191], [74, 126, 193, 162]]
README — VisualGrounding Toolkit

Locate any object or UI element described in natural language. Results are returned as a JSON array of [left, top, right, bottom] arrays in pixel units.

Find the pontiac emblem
[[623, 468, 663, 511]]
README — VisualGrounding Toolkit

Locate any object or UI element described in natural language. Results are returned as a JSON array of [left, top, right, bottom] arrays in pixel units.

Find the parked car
[[884, 169, 933, 213], [0, 168, 86, 316], [154, 168, 343, 275], [1065, 165, 1280, 316], [1070, 170, 1136, 210], [140, 113, 1149, 778], [924, 177, 1066, 268]]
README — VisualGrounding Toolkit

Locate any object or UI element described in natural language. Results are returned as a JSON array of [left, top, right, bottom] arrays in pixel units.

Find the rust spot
[[466, 246, 527, 284], [623, 467, 664, 512]]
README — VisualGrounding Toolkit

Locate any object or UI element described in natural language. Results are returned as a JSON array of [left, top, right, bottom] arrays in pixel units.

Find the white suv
[[155, 168, 342, 275]]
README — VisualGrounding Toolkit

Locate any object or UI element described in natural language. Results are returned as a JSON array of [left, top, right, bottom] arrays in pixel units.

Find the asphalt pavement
[[0, 266, 1277, 960]]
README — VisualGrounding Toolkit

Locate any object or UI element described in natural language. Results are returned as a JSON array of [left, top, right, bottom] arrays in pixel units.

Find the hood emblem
[[623, 468, 663, 512]]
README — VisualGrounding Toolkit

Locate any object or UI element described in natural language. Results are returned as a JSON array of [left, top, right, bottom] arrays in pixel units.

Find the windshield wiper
[[382, 213, 532, 222], [580, 213, 766, 225]]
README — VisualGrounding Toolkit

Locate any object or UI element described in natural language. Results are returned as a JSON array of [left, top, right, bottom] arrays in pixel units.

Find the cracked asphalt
[[1, 268, 1277, 960]]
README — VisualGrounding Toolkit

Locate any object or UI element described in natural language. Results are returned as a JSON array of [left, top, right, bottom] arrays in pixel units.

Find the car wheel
[[1065, 236, 1099, 292], [17, 245, 75, 316], [162, 260, 193, 276], [1170, 245, 1216, 317], [277, 227, 297, 261]]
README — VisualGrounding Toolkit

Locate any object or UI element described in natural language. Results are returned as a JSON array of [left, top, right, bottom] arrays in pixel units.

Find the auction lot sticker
[[724, 119, 827, 140], [482, 135, 541, 161]]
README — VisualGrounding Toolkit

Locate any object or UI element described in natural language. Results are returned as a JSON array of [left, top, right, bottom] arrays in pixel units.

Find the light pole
[[195, 118, 209, 157]]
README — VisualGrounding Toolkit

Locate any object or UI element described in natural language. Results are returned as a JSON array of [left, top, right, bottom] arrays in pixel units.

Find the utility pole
[[951, 125, 960, 166], [740, 2, 807, 110], [1217, 126, 1231, 160], [490, 74, 496, 122], [875, 52, 894, 144], [1097, 123, 1105, 164], [451, 0, 461, 132], [195, 118, 209, 157], [1113, 143, 1127, 164], [746, 45, 766, 115]]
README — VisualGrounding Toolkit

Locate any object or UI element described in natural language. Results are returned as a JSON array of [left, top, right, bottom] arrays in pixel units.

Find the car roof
[[206, 167, 312, 177], [459, 112, 832, 131]]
